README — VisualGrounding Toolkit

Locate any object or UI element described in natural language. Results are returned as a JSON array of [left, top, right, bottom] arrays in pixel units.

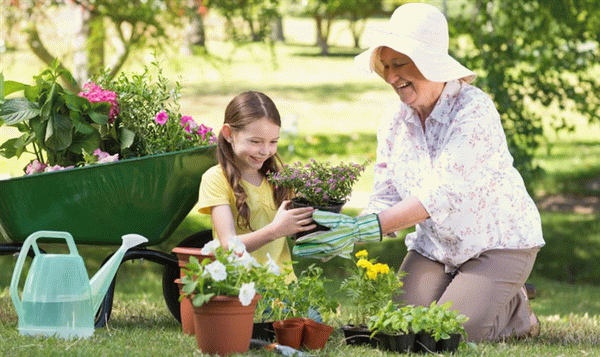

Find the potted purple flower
[[267, 159, 367, 238]]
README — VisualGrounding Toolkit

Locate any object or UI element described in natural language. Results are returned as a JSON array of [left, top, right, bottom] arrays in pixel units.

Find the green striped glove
[[292, 210, 382, 260]]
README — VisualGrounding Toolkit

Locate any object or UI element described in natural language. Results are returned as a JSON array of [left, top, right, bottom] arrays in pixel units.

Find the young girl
[[197, 91, 315, 270]]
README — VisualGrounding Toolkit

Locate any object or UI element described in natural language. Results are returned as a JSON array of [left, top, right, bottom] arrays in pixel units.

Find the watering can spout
[[90, 234, 148, 313]]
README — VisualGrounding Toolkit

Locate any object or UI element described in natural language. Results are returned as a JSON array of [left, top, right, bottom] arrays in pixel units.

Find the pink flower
[[78, 82, 120, 123], [180, 115, 198, 133], [155, 111, 169, 125], [93, 148, 119, 163], [196, 123, 213, 140], [25, 160, 47, 175], [44, 165, 74, 172]]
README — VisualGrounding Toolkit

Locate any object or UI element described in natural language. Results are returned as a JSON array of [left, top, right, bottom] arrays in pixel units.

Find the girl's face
[[224, 117, 280, 174]]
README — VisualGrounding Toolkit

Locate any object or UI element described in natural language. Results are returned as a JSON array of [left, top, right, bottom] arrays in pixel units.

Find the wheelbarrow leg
[[95, 278, 116, 328]]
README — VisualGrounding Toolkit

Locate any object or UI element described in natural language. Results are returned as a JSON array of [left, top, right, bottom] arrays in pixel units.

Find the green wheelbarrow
[[0, 145, 217, 328]]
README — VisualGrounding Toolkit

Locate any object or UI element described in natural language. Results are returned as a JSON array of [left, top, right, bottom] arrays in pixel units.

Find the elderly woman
[[293, 3, 545, 342]]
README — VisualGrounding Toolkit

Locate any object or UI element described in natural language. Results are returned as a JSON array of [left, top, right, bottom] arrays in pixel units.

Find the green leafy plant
[[93, 61, 215, 158], [257, 264, 338, 323], [340, 250, 406, 326], [0, 60, 111, 169], [0, 61, 215, 175], [410, 301, 469, 341], [180, 239, 278, 307], [367, 301, 414, 336], [267, 159, 367, 207]]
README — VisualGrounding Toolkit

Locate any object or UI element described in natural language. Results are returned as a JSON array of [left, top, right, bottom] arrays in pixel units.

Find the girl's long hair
[[217, 91, 289, 231]]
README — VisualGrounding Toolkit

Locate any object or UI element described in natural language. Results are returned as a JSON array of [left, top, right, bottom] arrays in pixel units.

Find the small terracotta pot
[[273, 319, 305, 349], [174, 279, 194, 335], [171, 247, 214, 277], [302, 318, 334, 350], [193, 295, 260, 356]]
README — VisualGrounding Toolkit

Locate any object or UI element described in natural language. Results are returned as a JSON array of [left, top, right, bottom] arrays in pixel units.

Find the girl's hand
[[269, 200, 317, 238]]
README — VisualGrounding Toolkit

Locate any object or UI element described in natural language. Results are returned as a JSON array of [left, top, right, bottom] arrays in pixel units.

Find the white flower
[[231, 250, 258, 269], [238, 282, 256, 306], [228, 236, 247, 256], [266, 253, 280, 275], [200, 240, 220, 255], [205, 260, 227, 281]]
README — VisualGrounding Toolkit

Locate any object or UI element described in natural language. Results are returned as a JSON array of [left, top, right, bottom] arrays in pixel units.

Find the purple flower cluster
[[267, 159, 367, 207], [25, 159, 74, 175], [78, 82, 120, 123]]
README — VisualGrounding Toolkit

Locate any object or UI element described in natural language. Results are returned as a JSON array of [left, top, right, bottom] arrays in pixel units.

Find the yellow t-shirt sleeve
[[197, 165, 233, 215]]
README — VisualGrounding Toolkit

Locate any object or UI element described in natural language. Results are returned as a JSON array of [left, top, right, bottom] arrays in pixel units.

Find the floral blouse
[[364, 80, 545, 272]]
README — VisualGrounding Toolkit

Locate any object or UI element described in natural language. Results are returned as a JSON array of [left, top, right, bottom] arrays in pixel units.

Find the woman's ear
[[221, 124, 232, 143]]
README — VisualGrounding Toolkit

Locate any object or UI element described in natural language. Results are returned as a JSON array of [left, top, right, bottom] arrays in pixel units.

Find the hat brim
[[355, 33, 476, 84]]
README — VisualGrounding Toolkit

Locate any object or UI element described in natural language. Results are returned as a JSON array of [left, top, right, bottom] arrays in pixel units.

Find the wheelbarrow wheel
[[162, 230, 213, 323]]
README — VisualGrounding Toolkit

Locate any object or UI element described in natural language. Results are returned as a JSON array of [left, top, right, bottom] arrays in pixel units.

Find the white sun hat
[[355, 3, 476, 83]]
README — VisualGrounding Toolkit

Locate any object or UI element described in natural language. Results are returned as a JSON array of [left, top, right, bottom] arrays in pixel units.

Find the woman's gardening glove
[[292, 210, 382, 260]]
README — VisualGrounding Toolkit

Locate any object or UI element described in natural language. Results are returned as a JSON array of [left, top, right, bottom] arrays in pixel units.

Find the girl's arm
[[211, 201, 316, 252]]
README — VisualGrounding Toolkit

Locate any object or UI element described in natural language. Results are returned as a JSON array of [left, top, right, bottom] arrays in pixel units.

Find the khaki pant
[[398, 248, 539, 342]]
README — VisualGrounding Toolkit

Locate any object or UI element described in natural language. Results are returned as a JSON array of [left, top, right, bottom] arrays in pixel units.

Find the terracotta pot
[[171, 247, 214, 277], [192, 295, 260, 356], [290, 198, 345, 240], [273, 319, 305, 349], [302, 318, 334, 350], [174, 279, 194, 336]]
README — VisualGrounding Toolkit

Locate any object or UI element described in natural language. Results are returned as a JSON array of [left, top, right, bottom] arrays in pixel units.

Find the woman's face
[[379, 47, 444, 119]]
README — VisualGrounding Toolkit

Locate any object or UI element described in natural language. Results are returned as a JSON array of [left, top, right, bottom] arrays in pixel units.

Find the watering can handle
[[10, 231, 78, 315]]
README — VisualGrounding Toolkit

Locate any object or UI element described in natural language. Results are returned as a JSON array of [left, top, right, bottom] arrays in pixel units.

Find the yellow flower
[[366, 268, 378, 280], [355, 250, 368, 259], [357, 259, 372, 269], [374, 263, 390, 274]]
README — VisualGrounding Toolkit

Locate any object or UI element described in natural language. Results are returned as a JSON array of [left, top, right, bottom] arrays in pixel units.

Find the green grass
[[2, 13, 600, 357]]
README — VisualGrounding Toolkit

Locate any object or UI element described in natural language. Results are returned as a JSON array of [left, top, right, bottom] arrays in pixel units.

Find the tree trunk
[[271, 16, 284, 42], [315, 15, 329, 55]]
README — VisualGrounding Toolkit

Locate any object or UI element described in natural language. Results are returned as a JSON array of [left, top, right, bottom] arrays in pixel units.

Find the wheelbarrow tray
[[0, 145, 216, 245]]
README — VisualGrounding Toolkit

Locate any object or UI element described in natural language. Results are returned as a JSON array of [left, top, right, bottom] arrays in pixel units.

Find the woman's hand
[[268, 200, 316, 238]]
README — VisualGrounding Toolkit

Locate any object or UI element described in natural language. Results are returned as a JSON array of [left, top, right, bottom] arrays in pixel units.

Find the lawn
[[2, 13, 600, 357]]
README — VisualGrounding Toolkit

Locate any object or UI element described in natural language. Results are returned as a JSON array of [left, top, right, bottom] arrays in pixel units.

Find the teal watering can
[[10, 231, 148, 339]]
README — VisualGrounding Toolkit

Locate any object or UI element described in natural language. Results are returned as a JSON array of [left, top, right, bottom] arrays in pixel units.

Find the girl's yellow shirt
[[198, 165, 293, 272]]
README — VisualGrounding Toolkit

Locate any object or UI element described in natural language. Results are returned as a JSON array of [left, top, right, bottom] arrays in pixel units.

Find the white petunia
[[228, 236, 247, 256], [265, 253, 280, 275], [238, 282, 256, 306], [232, 251, 258, 269], [200, 240, 220, 255], [205, 260, 227, 281]]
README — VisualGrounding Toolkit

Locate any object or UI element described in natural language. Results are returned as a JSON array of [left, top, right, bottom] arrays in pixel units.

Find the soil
[[536, 194, 600, 214]]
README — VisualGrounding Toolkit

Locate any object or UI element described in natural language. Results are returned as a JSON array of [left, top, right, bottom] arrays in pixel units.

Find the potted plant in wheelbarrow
[[0, 61, 217, 327], [267, 159, 367, 239]]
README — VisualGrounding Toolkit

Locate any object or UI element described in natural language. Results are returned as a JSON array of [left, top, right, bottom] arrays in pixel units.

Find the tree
[[207, 0, 281, 43], [345, 0, 382, 49], [294, 0, 347, 55], [450, 0, 600, 186], [5, 0, 185, 91]]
